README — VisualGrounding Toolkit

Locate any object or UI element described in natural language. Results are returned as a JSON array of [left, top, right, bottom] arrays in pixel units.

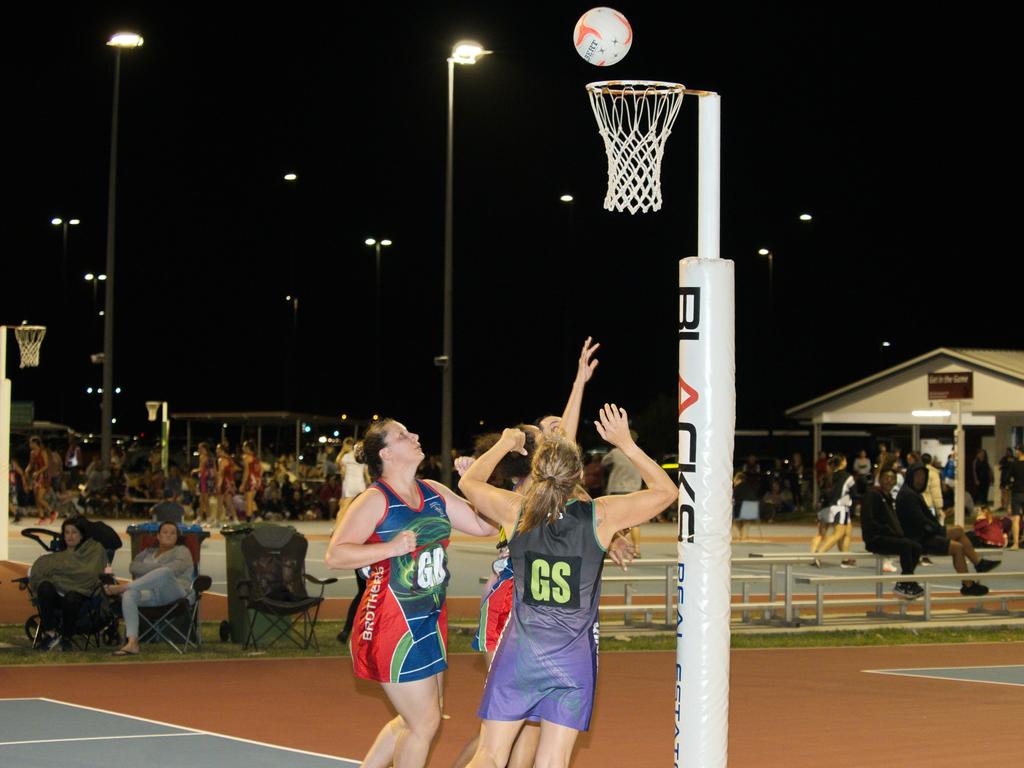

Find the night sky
[[5, 3, 1017, 457]]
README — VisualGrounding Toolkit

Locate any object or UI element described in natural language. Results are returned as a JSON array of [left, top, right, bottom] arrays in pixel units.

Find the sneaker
[[894, 582, 924, 600], [42, 633, 62, 651], [810, 558, 822, 568], [975, 559, 1001, 574], [960, 582, 989, 597], [337, 628, 351, 645], [919, 556, 933, 567], [840, 559, 857, 568], [881, 559, 898, 574]]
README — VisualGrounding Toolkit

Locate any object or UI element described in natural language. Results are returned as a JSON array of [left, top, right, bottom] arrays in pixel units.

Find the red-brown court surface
[[1, 643, 1021, 767]]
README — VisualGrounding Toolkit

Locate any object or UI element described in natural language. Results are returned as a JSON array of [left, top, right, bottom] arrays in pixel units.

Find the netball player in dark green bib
[[458, 404, 677, 768]]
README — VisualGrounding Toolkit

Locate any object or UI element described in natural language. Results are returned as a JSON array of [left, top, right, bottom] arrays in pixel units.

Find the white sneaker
[[882, 559, 897, 574]]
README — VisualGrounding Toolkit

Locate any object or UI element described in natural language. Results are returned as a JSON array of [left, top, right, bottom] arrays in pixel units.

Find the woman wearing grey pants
[[105, 521, 193, 656]]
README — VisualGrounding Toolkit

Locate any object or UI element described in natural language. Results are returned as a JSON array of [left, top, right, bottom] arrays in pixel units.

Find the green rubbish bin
[[221, 522, 299, 644]]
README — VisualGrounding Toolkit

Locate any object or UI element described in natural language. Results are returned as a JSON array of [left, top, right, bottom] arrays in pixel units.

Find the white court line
[[31, 698, 361, 762], [0, 733, 200, 747], [863, 668, 1024, 688], [870, 663, 1024, 671]]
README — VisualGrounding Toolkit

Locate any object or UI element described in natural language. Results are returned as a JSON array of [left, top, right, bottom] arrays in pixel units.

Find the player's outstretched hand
[[577, 336, 600, 383], [454, 456, 475, 477], [608, 534, 636, 570], [389, 530, 417, 558], [595, 403, 633, 449], [500, 428, 528, 456]]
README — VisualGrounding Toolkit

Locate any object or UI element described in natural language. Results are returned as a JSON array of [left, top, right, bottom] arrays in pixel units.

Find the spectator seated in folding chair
[[23, 517, 116, 652], [104, 521, 211, 655], [237, 525, 336, 650]]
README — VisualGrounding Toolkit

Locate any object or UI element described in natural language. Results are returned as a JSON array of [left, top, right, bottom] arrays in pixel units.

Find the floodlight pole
[[1, 327, 11, 560], [439, 43, 485, 486], [161, 402, 169, 474], [100, 48, 123, 470], [441, 57, 455, 487]]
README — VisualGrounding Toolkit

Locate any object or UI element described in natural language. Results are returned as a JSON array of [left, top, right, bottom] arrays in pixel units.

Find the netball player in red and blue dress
[[325, 419, 499, 768], [195, 442, 213, 525], [240, 440, 262, 521], [458, 404, 677, 768]]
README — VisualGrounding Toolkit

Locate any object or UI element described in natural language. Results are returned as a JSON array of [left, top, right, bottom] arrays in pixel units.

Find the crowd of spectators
[[7, 436, 377, 526], [11, 434, 1024, 548]]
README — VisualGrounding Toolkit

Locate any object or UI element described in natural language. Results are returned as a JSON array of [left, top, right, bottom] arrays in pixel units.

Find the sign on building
[[928, 372, 973, 400]]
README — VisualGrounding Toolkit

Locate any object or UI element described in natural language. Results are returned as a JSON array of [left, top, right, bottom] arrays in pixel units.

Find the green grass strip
[[0, 622, 1019, 666]]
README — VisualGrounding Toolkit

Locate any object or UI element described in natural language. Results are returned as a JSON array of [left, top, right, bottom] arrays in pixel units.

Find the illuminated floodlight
[[450, 41, 487, 64], [107, 32, 144, 48]]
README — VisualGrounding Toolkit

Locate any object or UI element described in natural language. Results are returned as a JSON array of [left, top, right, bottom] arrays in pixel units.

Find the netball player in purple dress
[[458, 404, 677, 768]]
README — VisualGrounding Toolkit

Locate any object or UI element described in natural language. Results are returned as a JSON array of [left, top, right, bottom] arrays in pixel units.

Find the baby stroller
[[14, 527, 121, 650]]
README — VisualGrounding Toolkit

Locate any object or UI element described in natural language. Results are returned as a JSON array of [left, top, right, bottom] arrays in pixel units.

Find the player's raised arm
[[558, 337, 600, 442], [459, 428, 527, 532], [593, 404, 676, 546]]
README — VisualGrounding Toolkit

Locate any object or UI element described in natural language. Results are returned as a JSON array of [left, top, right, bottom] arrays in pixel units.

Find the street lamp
[[101, 30, 143, 469], [758, 248, 774, 312], [441, 40, 488, 486], [52, 216, 80, 420], [799, 213, 813, 222], [51, 216, 81, 270], [365, 237, 393, 386]]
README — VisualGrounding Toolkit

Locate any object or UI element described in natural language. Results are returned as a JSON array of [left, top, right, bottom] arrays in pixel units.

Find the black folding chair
[[237, 526, 336, 651], [16, 528, 119, 650], [112, 524, 211, 654], [134, 575, 213, 653]]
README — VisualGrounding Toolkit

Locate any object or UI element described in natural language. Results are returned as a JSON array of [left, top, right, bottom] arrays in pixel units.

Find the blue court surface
[[0, 699, 360, 768], [864, 664, 1024, 687]]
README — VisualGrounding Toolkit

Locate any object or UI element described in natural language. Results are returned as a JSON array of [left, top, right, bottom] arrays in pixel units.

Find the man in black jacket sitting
[[896, 462, 1001, 596], [861, 469, 923, 599]]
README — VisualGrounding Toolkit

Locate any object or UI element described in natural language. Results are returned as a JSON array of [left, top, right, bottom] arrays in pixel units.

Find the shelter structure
[[787, 348, 1024, 514]]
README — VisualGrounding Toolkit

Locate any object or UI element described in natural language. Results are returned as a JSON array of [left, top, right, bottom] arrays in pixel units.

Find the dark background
[[4, 2, 1018, 456]]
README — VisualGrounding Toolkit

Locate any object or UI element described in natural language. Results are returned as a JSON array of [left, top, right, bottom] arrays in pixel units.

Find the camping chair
[[16, 527, 120, 650], [133, 575, 212, 654], [237, 526, 336, 651], [118, 525, 211, 654]]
